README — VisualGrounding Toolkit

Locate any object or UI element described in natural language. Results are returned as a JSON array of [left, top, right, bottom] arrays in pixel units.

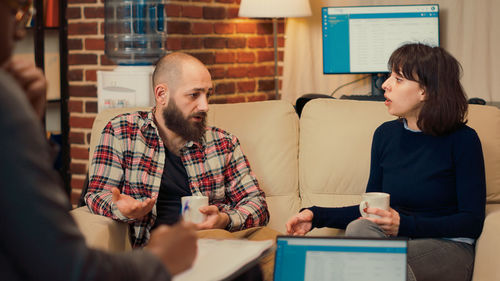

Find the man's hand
[[4, 57, 47, 120], [197, 205, 230, 230], [146, 222, 198, 276], [363, 207, 400, 236], [111, 187, 157, 219], [286, 209, 314, 235]]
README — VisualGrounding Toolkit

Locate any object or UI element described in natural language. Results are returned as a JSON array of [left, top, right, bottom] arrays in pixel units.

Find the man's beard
[[162, 99, 207, 142]]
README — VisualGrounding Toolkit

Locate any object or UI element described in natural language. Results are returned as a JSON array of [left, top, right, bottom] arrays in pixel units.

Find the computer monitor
[[322, 4, 440, 95]]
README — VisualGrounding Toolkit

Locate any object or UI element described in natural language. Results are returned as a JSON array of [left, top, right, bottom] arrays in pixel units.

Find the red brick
[[203, 7, 226, 19], [71, 147, 89, 160], [208, 67, 225, 79], [215, 82, 236, 95], [191, 22, 213, 34], [68, 39, 83, 50], [70, 116, 96, 129], [67, 7, 81, 19], [226, 95, 246, 103], [70, 162, 87, 174], [68, 54, 98, 65], [69, 131, 85, 145], [248, 37, 266, 48], [226, 67, 247, 78], [168, 21, 191, 34], [248, 66, 273, 77], [85, 101, 98, 113], [214, 23, 234, 34], [84, 7, 104, 18], [258, 79, 275, 91], [257, 51, 274, 62], [68, 69, 83, 81], [215, 52, 235, 64], [278, 21, 285, 33], [181, 38, 203, 49], [182, 6, 203, 18], [257, 22, 273, 35], [166, 4, 182, 17], [70, 189, 82, 206], [204, 37, 227, 49], [190, 52, 215, 65], [227, 37, 246, 48], [68, 22, 98, 36], [237, 52, 255, 63], [68, 100, 83, 113], [85, 38, 105, 50], [71, 177, 86, 191], [236, 22, 256, 34], [248, 93, 268, 102], [227, 7, 239, 18], [266, 35, 283, 47], [100, 55, 116, 66], [69, 85, 97, 97], [167, 37, 182, 50], [100, 22, 105, 35], [216, 0, 234, 3], [237, 81, 256, 93], [85, 69, 97, 81]]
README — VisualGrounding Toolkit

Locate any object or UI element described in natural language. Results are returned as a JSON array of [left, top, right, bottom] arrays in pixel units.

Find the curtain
[[282, 0, 500, 104]]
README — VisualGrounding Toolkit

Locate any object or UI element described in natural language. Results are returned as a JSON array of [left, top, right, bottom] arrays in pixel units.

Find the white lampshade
[[238, 0, 312, 18]]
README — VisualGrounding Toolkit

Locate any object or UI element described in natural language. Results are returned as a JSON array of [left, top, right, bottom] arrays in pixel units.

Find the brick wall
[[67, 0, 285, 204]]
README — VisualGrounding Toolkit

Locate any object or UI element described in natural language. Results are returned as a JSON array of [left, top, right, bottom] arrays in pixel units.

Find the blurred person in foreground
[[0, 1, 197, 280]]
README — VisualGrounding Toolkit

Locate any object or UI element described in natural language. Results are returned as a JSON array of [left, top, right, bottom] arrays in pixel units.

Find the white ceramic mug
[[359, 192, 390, 218], [181, 195, 209, 223]]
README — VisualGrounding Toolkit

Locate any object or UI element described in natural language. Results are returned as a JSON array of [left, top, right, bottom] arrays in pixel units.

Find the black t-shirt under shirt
[[153, 147, 191, 228]]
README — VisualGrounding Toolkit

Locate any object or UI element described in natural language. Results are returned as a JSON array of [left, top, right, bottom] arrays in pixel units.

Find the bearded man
[[85, 52, 270, 248]]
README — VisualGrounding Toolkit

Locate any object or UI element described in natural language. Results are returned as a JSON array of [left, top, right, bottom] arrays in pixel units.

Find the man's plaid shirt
[[85, 110, 269, 247]]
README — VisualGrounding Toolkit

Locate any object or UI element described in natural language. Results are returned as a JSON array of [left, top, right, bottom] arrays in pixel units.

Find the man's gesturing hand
[[111, 187, 157, 219]]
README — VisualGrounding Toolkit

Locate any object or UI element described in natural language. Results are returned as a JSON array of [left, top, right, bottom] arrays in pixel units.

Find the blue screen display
[[322, 5, 439, 74]]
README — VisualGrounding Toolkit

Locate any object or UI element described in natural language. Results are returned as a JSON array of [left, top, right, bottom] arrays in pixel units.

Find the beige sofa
[[71, 99, 500, 280]]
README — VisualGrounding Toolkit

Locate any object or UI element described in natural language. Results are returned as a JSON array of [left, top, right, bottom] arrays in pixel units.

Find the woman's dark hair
[[388, 43, 468, 136]]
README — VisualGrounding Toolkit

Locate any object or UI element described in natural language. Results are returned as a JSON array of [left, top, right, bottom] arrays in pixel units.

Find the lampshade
[[238, 0, 312, 18]]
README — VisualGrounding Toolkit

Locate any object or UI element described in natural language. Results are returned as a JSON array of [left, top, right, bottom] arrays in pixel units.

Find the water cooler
[[97, 0, 166, 112]]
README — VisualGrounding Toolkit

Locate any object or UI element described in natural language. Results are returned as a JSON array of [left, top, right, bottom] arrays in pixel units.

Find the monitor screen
[[322, 5, 440, 74], [274, 236, 408, 281]]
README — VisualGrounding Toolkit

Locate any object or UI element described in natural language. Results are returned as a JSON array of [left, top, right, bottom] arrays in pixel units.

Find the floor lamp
[[239, 0, 312, 100]]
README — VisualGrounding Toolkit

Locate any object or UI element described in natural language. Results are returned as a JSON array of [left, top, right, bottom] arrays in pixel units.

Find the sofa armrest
[[70, 206, 132, 252], [472, 204, 500, 281]]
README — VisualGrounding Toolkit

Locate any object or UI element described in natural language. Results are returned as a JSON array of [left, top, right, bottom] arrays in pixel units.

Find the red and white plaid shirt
[[85, 110, 269, 247]]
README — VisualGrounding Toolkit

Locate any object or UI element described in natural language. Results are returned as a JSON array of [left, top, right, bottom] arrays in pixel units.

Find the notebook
[[273, 236, 407, 281], [173, 238, 274, 281]]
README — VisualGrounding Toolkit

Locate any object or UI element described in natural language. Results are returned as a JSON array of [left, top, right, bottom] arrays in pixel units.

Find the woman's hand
[[286, 209, 314, 235], [363, 207, 400, 236]]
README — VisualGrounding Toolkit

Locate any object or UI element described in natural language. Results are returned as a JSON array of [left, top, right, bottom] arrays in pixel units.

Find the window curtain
[[282, 0, 500, 104]]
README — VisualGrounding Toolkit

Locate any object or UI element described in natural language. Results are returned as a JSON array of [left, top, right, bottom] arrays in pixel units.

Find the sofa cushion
[[299, 99, 394, 210], [207, 101, 300, 233], [467, 105, 500, 203]]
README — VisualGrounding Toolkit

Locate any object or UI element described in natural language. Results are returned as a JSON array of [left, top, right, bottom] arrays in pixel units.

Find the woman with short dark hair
[[286, 43, 486, 281]]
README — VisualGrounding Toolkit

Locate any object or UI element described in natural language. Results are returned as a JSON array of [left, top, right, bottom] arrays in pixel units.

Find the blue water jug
[[104, 0, 166, 65]]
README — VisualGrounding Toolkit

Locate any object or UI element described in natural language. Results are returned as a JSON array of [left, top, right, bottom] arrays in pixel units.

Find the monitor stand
[[371, 73, 389, 96]]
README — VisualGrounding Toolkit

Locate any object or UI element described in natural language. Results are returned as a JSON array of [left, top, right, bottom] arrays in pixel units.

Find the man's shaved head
[[152, 52, 207, 92]]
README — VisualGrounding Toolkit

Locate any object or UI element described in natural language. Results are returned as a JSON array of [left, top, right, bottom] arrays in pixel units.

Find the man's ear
[[154, 84, 169, 105]]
